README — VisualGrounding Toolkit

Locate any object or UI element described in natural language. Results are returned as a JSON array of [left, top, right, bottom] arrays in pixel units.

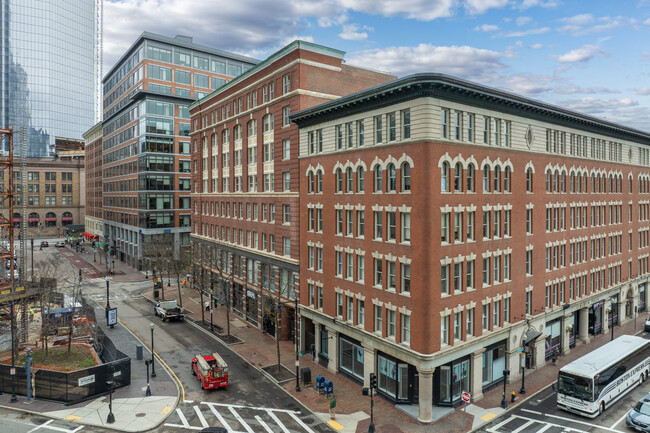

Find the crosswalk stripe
[[228, 406, 254, 433], [254, 415, 274, 433], [206, 402, 235, 433], [511, 420, 535, 433], [288, 410, 316, 433], [266, 409, 291, 433], [194, 405, 209, 429]]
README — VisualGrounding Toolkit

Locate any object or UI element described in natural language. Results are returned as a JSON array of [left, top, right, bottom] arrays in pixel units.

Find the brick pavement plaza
[[72, 247, 650, 432]]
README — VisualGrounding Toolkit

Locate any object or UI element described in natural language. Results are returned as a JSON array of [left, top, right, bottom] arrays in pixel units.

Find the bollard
[[136, 344, 143, 360], [511, 391, 517, 403]]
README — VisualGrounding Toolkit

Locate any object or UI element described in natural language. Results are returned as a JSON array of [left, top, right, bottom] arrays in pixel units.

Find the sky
[[104, 0, 650, 131]]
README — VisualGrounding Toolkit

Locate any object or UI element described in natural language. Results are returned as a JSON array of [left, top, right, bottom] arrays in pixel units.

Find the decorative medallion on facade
[[525, 126, 533, 149]]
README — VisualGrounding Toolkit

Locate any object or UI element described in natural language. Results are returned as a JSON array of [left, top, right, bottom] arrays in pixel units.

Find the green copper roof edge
[[290, 73, 650, 142], [189, 40, 346, 110]]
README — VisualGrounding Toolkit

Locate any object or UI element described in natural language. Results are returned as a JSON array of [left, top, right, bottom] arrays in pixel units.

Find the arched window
[[467, 164, 475, 192], [504, 167, 511, 192], [401, 162, 411, 192], [263, 114, 274, 133], [441, 162, 450, 192], [12, 212, 20, 228], [28, 212, 39, 228], [62, 212, 73, 226], [546, 170, 551, 193], [629, 176, 633, 193], [211, 133, 218, 147], [483, 166, 490, 192], [387, 163, 396, 192], [234, 125, 242, 141], [357, 167, 365, 192], [308, 172, 314, 193], [561, 172, 566, 193], [526, 168, 533, 193], [493, 166, 501, 192], [346, 167, 354, 193], [553, 170, 559, 193], [221, 128, 229, 144], [454, 162, 463, 192], [335, 168, 343, 193], [317, 170, 323, 193], [570, 173, 575, 193], [45, 212, 56, 227], [374, 166, 383, 192], [247, 119, 257, 137]]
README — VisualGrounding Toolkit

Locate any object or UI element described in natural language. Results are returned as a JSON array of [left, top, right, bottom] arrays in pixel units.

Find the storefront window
[[378, 356, 397, 397], [339, 337, 364, 380], [640, 284, 647, 311], [452, 360, 470, 401], [545, 318, 561, 359], [482, 343, 506, 386]]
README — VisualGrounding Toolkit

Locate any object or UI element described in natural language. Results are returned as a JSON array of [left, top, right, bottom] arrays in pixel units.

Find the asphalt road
[[478, 333, 650, 433]]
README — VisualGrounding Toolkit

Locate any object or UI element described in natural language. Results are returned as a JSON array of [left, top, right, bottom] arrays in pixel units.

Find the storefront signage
[[246, 290, 256, 299], [592, 301, 604, 310]]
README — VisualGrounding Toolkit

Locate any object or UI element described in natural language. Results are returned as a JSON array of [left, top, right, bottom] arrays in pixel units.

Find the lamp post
[[106, 366, 115, 424], [150, 322, 156, 378], [295, 296, 300, 393], [520, 351, 526, 394], [500, 369, 510, 409], [105, 275, 111, 310], [145, 359, 152, 397], [610, 300, 616, 341], [30, 238, 34, 282], [10, 297, 16, 402], [635, 305, 638, 333]]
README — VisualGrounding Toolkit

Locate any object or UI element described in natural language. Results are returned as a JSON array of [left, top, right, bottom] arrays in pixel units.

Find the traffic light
[[369, 373, 377, 389]]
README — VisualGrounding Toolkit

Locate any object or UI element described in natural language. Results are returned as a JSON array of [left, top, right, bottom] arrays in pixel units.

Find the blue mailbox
[[316, 375, 325, 393], [324, 380, 333, 397]]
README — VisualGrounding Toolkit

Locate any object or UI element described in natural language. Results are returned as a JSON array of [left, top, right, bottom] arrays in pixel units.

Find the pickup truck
[[154, 300, 184, 322]]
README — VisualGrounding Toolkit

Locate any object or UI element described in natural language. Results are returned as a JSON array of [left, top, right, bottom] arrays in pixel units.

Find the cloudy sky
[[105, 0, 650, 131]]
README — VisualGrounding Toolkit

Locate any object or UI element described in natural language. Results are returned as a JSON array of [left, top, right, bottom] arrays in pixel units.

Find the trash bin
[[136, 344, 143, 360], [300, 367, 311, 385], [154, 289, 159, 299]]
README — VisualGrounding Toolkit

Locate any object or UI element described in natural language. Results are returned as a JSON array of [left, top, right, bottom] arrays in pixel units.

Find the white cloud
[[475, 24, 500, 31], [554, 85, 618, 95], [464, 0, 509, 15], [494, 73, 554, 95], [504, 26, 550, 37], [347, 44, 505, 80], [341, 0, 456, 21], [516, 0, 559, 10], [635, 88, 650, 96], [557, 14, 628, 35], [560, 97, 638, 115], [318, 14, 348, 28], [339, 24, 372, 40], [556, 45, 604, 63], [645, 17, 650, 25], [516, 16, 532, 26], [529, 43, 544, 49]]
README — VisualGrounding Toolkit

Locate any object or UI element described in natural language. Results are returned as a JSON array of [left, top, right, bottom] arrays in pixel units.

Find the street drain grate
[[136, 413, 146, 417]]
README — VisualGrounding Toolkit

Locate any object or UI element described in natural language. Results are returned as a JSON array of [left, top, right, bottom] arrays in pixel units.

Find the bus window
[[558, 372, 593, 401]]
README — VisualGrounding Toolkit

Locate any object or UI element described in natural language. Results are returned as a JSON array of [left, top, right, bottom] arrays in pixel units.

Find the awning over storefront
[[522, 329, 543, 346], [12, 218, 20, 223], [62, 217, 73, 221], [28, 218, 39, 222], [45, 217, 56, 222], [82, 232, 98, 240]]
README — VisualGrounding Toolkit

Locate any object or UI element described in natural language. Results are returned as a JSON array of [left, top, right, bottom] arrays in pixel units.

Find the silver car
[[627, 393, 650, 432]]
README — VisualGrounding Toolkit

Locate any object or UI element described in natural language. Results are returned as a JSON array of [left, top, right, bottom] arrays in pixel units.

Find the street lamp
[[30, 238, 34, 282], [145, 359, 152, 397], [294, 296, 300, 393], [10, 297, 16, 402], [105, 276, 111, 310], [609, 299, 617, 341], [150, 322, 156, 378], [500, 369, 510, 409], [106, 365, 115, 424]]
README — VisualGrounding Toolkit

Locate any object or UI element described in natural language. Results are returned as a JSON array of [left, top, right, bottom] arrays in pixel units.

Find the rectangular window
[[482, 257, 490, 286], [358, 300, 365, 326], [441, 212, 450, 243], [454, 111, 461, 140], [387, 310, 396, 338], [401, 212, 410, 243], [337, 294, 343, 318], [388, 112, 396, 141], [375, 116, 383, 143], [357, 210, 365, 237], [466, 113, 474, 142], [441, 264, 449, 295], [401, 263, 410, 293], [401, 314, 410, 344], [441, 109, 449, 139], [374, 306, 383, 333], [402, 109, 410, 139], [467, 211, 475, 241], [387, 212, 396, 241], [357, 255, 365, 282], [454, 312, 461, 340], [374, 211, 383, 240], [441, 315, 449, 345], [357, 120, 365, 146], [466, 308, 474, 337], [482, 304, 489, 330], [374, 258, 383, 287]]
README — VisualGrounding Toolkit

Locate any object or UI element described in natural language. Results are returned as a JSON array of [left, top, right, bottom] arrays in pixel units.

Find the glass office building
[[0, 0, 98, 156]]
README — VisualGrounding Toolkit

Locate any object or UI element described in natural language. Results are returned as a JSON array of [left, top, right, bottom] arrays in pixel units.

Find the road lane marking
[[255, 415, 274, 433], [176, 408, 190, 429], [266, 410, 291, 433], [228, 406, 254, 433], [288, 410, 316, 433], [200, 401, 300, 414], [610, 410, 628, 429], [521, 409, 542, 415], [206, 402, 235, 433], [194, 405, 209, 428], [487, 416, 516, 431], [512, 414, 624, 433], [512, 420, 535, 433], [27, 420, 84, 433]]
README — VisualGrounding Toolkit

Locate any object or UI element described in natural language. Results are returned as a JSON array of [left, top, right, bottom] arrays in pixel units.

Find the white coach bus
[[556, 335, 650, 417]]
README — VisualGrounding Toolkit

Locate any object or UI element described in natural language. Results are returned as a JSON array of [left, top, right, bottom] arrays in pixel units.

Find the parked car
[[40, 241, 49, 247], [645, 316, 650, 332], [55, 241, 65, 248], [154, 299, 184, 322], [627, 393, 650, 432]]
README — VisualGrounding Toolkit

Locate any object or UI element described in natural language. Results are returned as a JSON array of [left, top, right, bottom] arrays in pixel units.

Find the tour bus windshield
[[557, 372, 594, 401]]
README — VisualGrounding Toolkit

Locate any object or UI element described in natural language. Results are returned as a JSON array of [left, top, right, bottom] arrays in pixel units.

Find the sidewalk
[[5, 247, 650, 433], [145, 274, 650, 433], [0, 298, 178, 432]]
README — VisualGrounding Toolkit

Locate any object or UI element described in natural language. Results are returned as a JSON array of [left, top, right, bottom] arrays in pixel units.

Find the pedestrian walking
[[329, 396, 336, 420]]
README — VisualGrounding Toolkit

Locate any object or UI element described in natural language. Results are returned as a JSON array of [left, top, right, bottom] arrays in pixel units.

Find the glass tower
[[0, 0, 98, 156]]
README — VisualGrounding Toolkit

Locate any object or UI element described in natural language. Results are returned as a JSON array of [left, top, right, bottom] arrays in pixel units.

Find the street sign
[[107, 308, 117, 327], [461, 391, 471, 403], [10, 368, 15, 376]]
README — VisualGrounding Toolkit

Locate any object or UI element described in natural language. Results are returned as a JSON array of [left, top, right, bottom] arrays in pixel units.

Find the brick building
[[188, 41, 394, 339], [291, 73, 650, 421], [83, 122, 103, 238], [101, 32, 257, 268]]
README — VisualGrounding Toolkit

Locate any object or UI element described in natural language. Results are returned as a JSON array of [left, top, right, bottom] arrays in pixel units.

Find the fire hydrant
[[511, 391, 517, 403]]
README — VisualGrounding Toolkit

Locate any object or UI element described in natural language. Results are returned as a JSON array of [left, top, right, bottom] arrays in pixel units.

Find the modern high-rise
[[0, 0, 100, 156], [102, 32, 257, 269]]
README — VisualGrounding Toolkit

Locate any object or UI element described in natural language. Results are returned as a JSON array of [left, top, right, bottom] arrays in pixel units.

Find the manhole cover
[[136, 413, 146, 417]]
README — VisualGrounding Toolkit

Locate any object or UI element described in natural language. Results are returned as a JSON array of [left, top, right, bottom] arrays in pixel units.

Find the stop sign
[[461, 391, 471, 403]]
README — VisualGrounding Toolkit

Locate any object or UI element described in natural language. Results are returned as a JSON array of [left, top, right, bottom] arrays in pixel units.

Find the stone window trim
[[440, 256, 452, 265], [399, 255, 412, 264], [372, 298, 383, 307], [334, 286, 343, 294], [526, 202, 534, 210], [452, 304, 465, 314], [372, 251, 384, 260], [355, 293, 366, 301], [440, 307, 452, 317]]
